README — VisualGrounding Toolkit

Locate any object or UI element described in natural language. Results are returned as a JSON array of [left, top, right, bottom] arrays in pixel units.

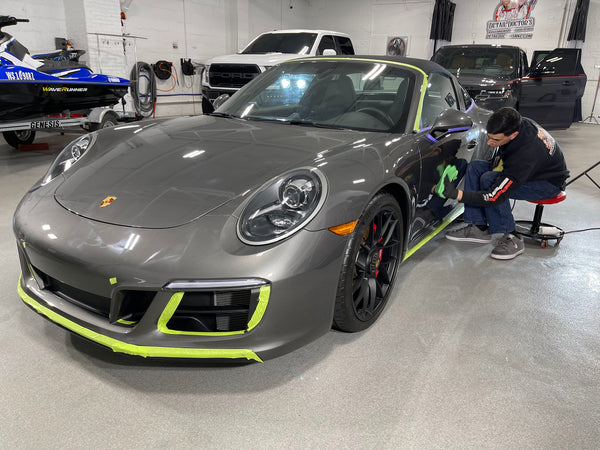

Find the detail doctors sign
[[486, 0, 538, 39]]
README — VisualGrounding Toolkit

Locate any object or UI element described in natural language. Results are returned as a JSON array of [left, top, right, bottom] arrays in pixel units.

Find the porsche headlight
[[42, 133, 96, 185], [238, 168, 328, 245]]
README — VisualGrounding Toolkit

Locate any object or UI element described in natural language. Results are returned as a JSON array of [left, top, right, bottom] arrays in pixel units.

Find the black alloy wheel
[[333, 192, 403, 332]]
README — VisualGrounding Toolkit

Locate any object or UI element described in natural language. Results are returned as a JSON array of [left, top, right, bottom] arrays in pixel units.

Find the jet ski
[[0, 16, 130, 121]]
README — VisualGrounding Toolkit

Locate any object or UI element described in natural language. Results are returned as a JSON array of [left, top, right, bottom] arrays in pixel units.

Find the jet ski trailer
[[0, 108, 135, 149]]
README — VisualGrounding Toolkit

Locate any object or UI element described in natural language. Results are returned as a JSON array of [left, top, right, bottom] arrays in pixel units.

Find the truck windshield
[[433, 47, 518, 77], [241, 33, 318, 55]]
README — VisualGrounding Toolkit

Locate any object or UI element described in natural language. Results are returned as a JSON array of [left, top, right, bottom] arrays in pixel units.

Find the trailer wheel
[[89, 112, 119, 131], [3, 130, 36, 149]]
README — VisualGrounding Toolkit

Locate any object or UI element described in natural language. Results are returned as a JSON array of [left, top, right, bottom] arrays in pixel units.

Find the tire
[[89, 112, 119, 131], [333, 192, 404, 332], [3, 130, 36, 149]]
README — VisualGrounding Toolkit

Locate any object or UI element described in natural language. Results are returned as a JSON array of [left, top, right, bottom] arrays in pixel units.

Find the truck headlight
[[201, 65, 210, 85], [237, 168, 328, 245]]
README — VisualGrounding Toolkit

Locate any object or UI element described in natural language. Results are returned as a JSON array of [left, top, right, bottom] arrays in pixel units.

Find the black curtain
[[430, 0, 456, 53], [567, 0, 590, 41]]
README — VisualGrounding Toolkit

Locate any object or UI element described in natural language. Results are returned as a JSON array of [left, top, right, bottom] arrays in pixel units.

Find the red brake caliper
[[373, 222, 383, 278]]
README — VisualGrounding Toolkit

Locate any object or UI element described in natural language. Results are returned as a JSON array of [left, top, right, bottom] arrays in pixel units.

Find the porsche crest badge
[[99, 196, 117, 207]]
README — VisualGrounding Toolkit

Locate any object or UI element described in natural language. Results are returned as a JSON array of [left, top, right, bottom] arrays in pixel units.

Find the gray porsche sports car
[[14, 56, 492, 362]]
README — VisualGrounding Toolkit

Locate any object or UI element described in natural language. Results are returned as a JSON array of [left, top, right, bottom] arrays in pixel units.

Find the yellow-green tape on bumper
[[17, 275, 262, 362], [157, 285, 270, 336]]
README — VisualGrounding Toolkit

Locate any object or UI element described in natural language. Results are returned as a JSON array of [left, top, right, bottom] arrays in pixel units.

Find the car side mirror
[[201, 94, 231, 115], [213, 94, 231, 109], [428, 109, 473, 141]]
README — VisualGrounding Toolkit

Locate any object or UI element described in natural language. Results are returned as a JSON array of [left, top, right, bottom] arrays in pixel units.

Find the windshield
[[241, 32, 318, 55], [216, 60, 416, 133], [433, 47, 518, 78]]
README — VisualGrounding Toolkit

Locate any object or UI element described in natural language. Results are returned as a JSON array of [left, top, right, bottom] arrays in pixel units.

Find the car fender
[[303, 146, 385, 232]]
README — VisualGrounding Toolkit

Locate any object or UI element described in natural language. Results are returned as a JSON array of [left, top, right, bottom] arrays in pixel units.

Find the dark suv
[[431, 45, 587, 129]]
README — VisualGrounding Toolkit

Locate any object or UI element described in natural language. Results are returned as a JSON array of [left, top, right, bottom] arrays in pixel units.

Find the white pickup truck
[[201, 29, 354, 102]]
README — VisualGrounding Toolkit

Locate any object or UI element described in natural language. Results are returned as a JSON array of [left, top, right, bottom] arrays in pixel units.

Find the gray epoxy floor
[[1, 124, 599, 449]]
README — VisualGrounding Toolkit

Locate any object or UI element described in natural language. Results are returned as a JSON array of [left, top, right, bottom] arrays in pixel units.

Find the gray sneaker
[[446, 224, 492, 243], [491, 233, 524, 260]]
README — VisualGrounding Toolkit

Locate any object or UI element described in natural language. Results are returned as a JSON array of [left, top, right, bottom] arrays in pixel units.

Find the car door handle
[[467, 140, 477, 149]]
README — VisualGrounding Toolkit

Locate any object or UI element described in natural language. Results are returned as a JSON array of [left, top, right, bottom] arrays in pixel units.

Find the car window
[[460, 86, 473, 111], [241, 33, 317, 54], [217, 60, 416, 133], [532, 48, 582, 76], [432, 47, 519, 78], [531, 50, 550, 68], [520, 50, 529, 75], [335, 36, 355, 55], [420, 72, 459, 129], [317, 35, 336, 55]]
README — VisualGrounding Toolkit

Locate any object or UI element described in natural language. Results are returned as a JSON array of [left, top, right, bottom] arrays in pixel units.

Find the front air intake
[[165, 289, 258, 333]]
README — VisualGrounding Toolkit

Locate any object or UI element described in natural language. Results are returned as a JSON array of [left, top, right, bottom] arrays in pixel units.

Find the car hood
[[54, 116, 362, 228], [454, 73, 513, 91], [207, 52, 303, 66]]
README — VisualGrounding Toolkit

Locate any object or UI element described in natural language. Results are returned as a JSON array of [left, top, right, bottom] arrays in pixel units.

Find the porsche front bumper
[[14, 189, 347, 362]]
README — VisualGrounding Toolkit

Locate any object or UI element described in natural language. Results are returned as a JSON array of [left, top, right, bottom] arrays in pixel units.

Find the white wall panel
[[247, 0, 310, 44], [369, 1, 435, 57], [306, 0, 373, 54], [62, 0, 88, 58], [83, 0, 127, 79], [3, 0, 67, 53]]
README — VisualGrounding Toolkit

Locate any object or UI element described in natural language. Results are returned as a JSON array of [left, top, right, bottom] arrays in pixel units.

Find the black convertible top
[[289, 54, 449, 74]]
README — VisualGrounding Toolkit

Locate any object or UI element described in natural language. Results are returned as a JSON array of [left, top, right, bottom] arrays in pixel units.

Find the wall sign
[[386, 36, 409, 56], [486, 0, 538, 39]]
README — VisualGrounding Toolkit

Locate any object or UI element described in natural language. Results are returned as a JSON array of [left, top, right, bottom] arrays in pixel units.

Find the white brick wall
[[82, 0, 126, 78]]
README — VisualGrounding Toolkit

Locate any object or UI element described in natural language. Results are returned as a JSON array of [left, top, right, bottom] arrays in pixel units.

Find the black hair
[[487, 107, 521, 135]]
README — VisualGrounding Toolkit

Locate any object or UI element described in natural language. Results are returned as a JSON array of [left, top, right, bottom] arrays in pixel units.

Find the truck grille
[[208, 64, 261, 88]]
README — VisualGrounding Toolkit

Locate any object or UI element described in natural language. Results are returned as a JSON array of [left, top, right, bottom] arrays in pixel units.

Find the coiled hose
[[130, 61, 156, 117]]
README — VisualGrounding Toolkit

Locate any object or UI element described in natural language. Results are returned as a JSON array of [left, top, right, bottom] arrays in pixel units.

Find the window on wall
[[420, 72, 458, 128]]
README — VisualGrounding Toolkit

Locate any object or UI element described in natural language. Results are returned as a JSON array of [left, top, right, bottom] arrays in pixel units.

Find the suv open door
[[520, 48, 587, 129]]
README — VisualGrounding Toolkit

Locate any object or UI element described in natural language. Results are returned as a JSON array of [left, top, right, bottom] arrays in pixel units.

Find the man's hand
[[434, 164, 459, 199], [442, 181, 459, 200]]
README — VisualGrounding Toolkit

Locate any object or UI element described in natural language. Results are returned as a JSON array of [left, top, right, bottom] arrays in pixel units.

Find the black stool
[[515, 191, 566, 248]]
